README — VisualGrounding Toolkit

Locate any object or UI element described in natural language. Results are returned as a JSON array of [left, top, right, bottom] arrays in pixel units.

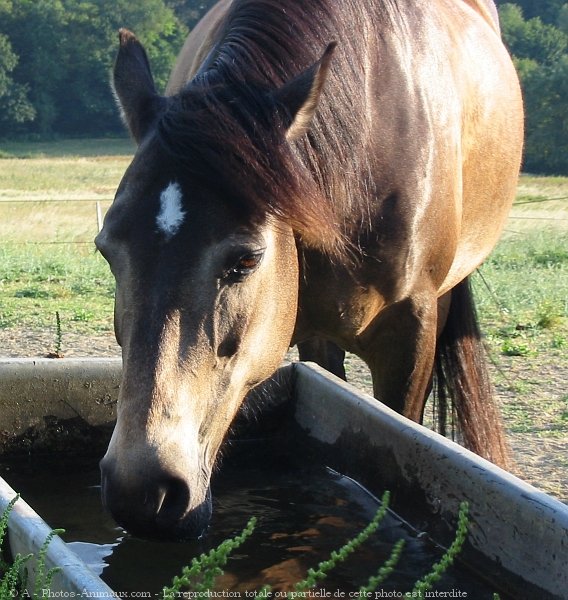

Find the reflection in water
[[67, 541, 117, 576]]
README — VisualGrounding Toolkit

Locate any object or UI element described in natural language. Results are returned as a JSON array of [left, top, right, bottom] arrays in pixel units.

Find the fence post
[[96, 201, 103, 232]]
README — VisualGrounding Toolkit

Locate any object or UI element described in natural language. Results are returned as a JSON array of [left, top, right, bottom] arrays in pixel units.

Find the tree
[[499, 3, 567, 64], [558, 4, 568, 35], [165, 0, 218, 29], [1, 0, 70, 135], [52, 0, 188, 135], [0, 33, 35, 129], [0, 0, 187, 137], [499, 3, 568, 174], [520, 55, 568, 173], [496, 0, 566, 25]]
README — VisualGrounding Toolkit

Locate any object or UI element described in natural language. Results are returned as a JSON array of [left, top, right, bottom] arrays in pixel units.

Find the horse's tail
[[433, 276, 510, 468]]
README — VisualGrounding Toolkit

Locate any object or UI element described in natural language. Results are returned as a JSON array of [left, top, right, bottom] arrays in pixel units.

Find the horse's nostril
[[156, 476, 191, 522], [100, 458, 210, 540], [217, 336, 239, 358]]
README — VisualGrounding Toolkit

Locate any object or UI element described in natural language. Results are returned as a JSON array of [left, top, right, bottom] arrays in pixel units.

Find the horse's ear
[[113, 29, 166, 144], [275, 42, 337, 141]]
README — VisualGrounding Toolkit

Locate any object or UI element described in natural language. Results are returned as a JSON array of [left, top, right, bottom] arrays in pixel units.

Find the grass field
[[1, 139, 566, 335], [0, 138, 566, 498], [1, 139, 566, 336], [0, 139, 133, 333]]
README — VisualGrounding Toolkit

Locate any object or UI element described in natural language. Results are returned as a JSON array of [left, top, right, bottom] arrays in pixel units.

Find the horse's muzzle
[[99, 456, 212, 541]]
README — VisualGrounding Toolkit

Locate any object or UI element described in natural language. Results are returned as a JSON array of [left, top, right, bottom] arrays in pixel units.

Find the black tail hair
[[434, 276, 509, 468]]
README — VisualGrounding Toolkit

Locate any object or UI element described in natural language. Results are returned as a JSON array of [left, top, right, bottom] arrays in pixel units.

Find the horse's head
[[97, 30, 336, 540]]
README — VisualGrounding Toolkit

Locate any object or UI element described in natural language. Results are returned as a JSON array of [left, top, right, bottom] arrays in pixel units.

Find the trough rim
[[0, 476, 115, 596], [0, 357, 567, 599]]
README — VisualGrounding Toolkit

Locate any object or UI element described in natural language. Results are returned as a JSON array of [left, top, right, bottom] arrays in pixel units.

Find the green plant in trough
[[163, 517, 258, 599], [408, 501, 469, 597], [293, 491, 393, 594], [0, 495, 25, 599], [0, 495, 62, 599], [165, 495, 474, 598], [54, 311, 63, 357]]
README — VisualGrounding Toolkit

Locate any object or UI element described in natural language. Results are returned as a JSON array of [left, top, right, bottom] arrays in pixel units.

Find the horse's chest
[[296, 262, 390, 351]]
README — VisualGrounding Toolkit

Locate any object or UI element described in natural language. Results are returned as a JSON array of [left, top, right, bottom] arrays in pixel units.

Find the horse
[[96, 0, 523, 540]]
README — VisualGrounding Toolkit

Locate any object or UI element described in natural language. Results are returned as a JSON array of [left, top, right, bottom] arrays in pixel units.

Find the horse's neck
[[460, 0, 500, 34]]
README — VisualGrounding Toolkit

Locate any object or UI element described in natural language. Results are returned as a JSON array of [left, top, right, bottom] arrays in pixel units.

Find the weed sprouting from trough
[[162, 516, 258, 599], [359, 538, 405, 593], [45, 311, 64, 358], [293, 491, 392, 593], [0, 495, 62, 599], [164, 495, 475, 598], [32, 529, 64, 598], [409, 501, 469, 596], [0, 492, 485, 597], [54, 311, 63, 357], [0, 495, 21, 598]]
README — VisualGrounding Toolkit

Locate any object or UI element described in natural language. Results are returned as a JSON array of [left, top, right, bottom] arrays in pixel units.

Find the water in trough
[[1, 447, 503, 597]]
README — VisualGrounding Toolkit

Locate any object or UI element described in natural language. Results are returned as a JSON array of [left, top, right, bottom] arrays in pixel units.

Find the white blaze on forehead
[[156, 182, 186, 240]]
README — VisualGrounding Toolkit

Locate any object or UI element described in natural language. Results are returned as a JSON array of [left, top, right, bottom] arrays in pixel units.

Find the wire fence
[[0, 197, 112, 245], [0, 194, 566, 245]]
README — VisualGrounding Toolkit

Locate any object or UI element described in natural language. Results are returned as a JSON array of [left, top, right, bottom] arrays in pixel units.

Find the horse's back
[[165, 0, 523, 296], [438, 0, 523, 293], [352, 0, 522, 297], [461, 0, 500, 33], [166, 0, 231, 94]]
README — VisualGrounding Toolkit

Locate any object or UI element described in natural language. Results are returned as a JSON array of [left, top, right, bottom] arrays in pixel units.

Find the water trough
[[0, 358, 566, 598]]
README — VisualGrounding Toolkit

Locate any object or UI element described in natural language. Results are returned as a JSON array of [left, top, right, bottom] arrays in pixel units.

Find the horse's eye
[[238, 255, 260, 270], [224, 251, 264, 281]]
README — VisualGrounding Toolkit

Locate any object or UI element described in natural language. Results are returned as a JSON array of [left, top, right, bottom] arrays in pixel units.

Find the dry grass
[[0, 139, 132, 243]]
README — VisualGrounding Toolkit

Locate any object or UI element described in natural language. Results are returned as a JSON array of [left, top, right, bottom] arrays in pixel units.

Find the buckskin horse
[[97, 0, 523, 539]]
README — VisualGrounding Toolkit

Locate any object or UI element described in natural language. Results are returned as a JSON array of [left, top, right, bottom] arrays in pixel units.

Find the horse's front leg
[[360, 294, 438, 422], [297, 337, 347, 380]]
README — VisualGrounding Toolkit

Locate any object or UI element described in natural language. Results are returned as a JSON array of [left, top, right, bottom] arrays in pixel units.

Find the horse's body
[[98, 0, 523, 540]]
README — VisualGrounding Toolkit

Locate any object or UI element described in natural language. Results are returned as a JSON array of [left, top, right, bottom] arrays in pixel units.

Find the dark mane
[[157, 0, 397, 254]]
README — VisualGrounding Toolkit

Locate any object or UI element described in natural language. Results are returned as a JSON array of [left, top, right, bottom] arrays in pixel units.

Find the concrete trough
[[0, 477, 115, 597], [291, 363, 568, 600], [0, 358, 120, 596], [0, 358, 566, 598], [0, 358, 120, 454]]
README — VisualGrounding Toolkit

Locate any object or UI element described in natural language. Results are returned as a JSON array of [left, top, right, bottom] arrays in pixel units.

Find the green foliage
[[496, 0, 566, 25], [500, 3, 567, 64], [0, 0, 188, 136], [0, 27, 35, 126], [33, 529, 65, 598], [162, 517, 257, 599], [0, 495, 62, 598], [559, 4, 568, 34], [499, 3, 568, 174], [165, 0, 218, 30], [501, 336, 532, 356], [166, 494, 476, 597], [408, 502, 469, 597], [520, 54, 568, 173], [54, 311, 63, 356], [359, 539, 405, 593], [293, 491, 391, 593], [0, 496, 19, 570]]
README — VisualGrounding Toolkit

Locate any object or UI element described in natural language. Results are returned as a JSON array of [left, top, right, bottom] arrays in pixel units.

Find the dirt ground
[[0, 327, 566, 505]]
